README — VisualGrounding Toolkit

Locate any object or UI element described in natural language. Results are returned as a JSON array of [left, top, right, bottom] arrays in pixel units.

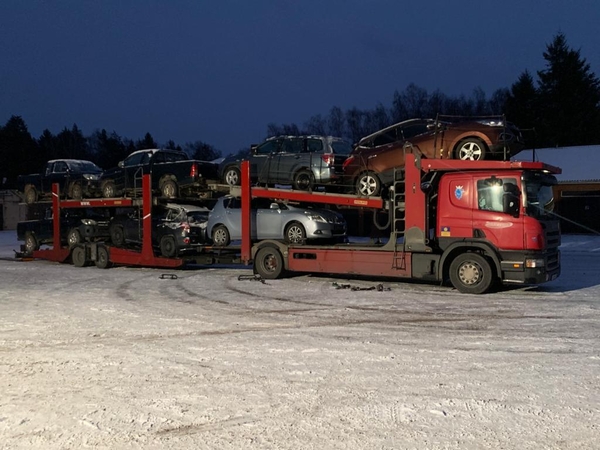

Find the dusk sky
[[1, 1, 599, 156]]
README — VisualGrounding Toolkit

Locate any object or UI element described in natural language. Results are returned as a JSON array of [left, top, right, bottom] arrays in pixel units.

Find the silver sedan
[[207, 196, 347, 246]]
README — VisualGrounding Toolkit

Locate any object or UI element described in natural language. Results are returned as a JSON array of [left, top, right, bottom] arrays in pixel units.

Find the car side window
[[53, 161, 67, 173], [256, 141, 278, 155], [281, 138, 303, 154], [306, 139, 323, 153], [124, 152, 147, 167], [373, 131, 397, 147], [402, 124, 429, 139]]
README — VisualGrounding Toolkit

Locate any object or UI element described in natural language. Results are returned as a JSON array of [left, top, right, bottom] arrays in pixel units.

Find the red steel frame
[[32, 174, 183, 268]]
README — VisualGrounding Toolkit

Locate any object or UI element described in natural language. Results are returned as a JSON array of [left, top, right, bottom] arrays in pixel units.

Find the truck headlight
[[525, 258, 545, 268]]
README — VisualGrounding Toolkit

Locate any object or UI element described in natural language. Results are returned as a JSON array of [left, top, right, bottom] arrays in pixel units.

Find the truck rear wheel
[[254, 246, 286, 279], [449, 253, 494, 294], [95, 245, 112, 269], [72, 245, 88, 267], [160, 179, 178, 198]]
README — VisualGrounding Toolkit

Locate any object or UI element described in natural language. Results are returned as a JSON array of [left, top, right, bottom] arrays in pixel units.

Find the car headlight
[[83, 174, 100, 181], [306, 213, 327, 223]]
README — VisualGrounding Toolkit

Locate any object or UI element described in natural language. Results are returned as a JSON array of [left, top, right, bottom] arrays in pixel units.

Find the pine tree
[[537, 33, 600, 147]]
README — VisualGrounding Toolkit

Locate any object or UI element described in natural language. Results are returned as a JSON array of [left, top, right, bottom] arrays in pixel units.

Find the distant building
[[0, 190, 27, 231], [514, 146, 600, 234]]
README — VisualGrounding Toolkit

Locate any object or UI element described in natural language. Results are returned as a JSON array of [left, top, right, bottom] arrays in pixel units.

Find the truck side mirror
[[502, 183, 520, 218]]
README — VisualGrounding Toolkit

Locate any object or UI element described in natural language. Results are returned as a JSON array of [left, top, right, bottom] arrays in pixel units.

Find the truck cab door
[[47, 161, 70, 194], [472, 176, 524, 250]]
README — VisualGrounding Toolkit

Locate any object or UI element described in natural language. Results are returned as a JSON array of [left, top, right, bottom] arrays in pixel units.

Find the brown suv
[[342, 116, 525, 196]]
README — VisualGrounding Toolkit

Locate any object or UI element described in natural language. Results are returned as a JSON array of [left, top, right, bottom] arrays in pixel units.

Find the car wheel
[[211, 225, 230, 246], [160, 235, 177, 257], [24, 232, 39, 255], [293, 170, 314, 191], [254, 246, 286, 280], [285, 221, 306, 244], [95, 245, 112, 269], [67, 228, 82, 247], [223, 167, 241, 186], [71, 245, 88, 268], [110, 225, 125, 247], [160, 179, 178, 198], [356, 172, 381, 196], [24, 185, 38, 205], [70, 182, 83, 200], [455, 138, 488, 161], [449, 253, 494, 294], [102, 180, 117, 198]]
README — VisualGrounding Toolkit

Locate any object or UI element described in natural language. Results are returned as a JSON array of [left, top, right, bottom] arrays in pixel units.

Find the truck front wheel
[[254, 246, 286, 279], [449, 253, 494, 294], [24, 185, 38, 205], [24, 232, 39, 255]]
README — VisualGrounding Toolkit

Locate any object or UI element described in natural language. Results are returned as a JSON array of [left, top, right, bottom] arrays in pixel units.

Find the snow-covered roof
[[512, 145, 600, 182]]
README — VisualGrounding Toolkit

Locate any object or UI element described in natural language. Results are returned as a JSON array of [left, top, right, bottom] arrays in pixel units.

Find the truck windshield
[[523, 172, 557, 218]]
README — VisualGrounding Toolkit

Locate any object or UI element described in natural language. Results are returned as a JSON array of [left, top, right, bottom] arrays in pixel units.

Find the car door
[[254, 198, 284, 239], [272, 137, 305, 184], [253, 139, 280, 184], [123, 151, 151, 192], [46, 161, 70, 194]]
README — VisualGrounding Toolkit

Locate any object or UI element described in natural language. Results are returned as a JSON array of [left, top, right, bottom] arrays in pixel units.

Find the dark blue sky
[[1, 0, 599, 155]]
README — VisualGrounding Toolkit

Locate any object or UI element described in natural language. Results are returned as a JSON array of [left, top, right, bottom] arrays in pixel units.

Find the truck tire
[[67, 228, 82, 247], [160, 179, 178, 198], [254, 246, 286, 280], [110, 225, 125, 247], [95, 245, 112, 269], [24, 232, 39, 255], [449, 252, 494, 294], [211, 225, 230, 247], [285, 221, 306, 244], [72, 245, 88, 267], [223, 167, 241, 186], [24, 185, 38, 205], [70, 182, 83, 200], [355, 172, 381, 197], [454, 138, 488, 161], [160, 236, 177, 257], [293, 170, 314, 191], [102, 180, 117, 198]]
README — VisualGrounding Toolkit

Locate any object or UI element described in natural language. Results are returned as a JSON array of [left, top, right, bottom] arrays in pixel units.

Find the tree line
[[1, 32, 599, 188]]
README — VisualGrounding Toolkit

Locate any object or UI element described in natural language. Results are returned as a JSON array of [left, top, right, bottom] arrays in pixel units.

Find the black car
[[17, 208, 111, 255], [99, 149, 219, 199], [108, 203, 210, 257]]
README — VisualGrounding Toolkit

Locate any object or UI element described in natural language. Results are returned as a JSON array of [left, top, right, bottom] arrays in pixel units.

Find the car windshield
[[523, 172, 557, 218]]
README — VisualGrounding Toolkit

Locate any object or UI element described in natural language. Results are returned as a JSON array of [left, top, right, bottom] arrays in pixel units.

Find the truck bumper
[[499, 249, 561, 285]]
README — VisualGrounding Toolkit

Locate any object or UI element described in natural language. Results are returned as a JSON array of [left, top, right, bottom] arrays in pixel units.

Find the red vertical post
[[240, 160, 252, 264], [52, 183, 61, 250], [141, 174, 154, 260]]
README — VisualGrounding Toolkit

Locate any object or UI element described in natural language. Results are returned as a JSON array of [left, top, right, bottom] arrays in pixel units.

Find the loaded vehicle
[[207, 196, 347, 246], [109, 203, 210, 257], [99, 148, 219, 199], [17, 208, 110, 255], [343, 116, 525, 196], [219, 135, 352, 190], [23, 147, 561, 295], [17, 159, 103, 204], [249, 151, 561, 294]]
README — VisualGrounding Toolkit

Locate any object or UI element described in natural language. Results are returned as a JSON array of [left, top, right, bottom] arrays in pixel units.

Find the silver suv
[[219, 135, 352, 190]]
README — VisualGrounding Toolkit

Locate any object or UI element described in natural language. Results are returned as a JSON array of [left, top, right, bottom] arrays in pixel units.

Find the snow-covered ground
[[1, 230, 599, 449]]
